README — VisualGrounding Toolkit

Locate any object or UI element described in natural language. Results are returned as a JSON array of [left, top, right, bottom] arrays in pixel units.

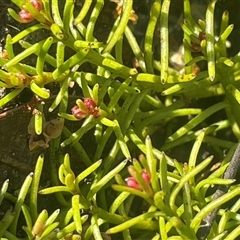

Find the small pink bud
[[125, 177, 141, 190], [91, 108, 100, 118], [71, 106, 87, 120], [18, 0, 42, 23], [84, 98, 97, 113], [19, 9, 34, 22], [30, 0, 42, 11], [83, 98, 100, 118], [141, 170, 151, 183]]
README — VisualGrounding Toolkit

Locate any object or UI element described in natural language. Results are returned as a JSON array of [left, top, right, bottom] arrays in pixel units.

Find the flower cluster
[[71, 98, 100, 120], [18, 0, 42, 23]]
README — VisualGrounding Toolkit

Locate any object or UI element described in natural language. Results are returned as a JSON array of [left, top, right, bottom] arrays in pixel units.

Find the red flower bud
[[83, 98, 100, 118], [125, 177, 141, 190], [71, 98, 100, 120], [19, 9, 34, 22], [141, 170, 151, 183], [125, 169, 151, 190], [30, 0, 42, 11], [90, 108, 100, 118], [84, 98, 97, 113], [18, 0, 42, 23], [71, 106, 87, 120]]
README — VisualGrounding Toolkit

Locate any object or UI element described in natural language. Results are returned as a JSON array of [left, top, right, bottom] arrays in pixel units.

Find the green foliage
[[1, 0, 240, 239], [1, 140, 240, 239]]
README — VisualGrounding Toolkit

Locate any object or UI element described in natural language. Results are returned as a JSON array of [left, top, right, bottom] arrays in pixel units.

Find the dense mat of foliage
[[1, 0, 240, 239]]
